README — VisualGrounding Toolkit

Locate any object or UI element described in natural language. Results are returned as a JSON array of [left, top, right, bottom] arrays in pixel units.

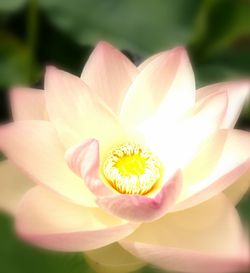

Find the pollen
[[103, 143, 162, 195]]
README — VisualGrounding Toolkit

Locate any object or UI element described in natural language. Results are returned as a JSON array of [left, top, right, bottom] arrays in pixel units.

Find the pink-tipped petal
[[137, 52, 162, 71], [16, 186, 138, 251], [10, 87, 46, 121], [175, 129, 250, 211], [142, 91, 228, 174], [120, 194, 249, 273], [0, 160, 34, 214], [96, 171, 182, 222], [45, 66, 123, 149], [0, 121, 96, 207], [197, 81, 250, 129], [120, 47, 195, 128], [81, 41, 137, 114], [65, 139, 113, 196]]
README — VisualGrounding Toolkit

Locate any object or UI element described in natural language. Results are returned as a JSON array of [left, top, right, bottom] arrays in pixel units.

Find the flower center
[[103, 143, 162, 195]]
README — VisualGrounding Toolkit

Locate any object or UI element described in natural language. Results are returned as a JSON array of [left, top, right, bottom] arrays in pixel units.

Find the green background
[[0, 0, 249, 272]]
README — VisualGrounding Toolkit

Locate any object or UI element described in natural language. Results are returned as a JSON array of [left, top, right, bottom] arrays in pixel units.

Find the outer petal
[[45, 67, 124, 149], [175, 129, 250, 211], [84, 243, 145, 273], [0, 160, 33, 214], [96, 171, 182, 222], [197, 81, 250, 129], [120, 194, 249, 273], [120, 47, 195, 128], [224, 171, 250, 205], [10, 87, 46, 121], [81, 41, 137, 114], [0, 121, 96, 207], [16, 186, 138, 251]]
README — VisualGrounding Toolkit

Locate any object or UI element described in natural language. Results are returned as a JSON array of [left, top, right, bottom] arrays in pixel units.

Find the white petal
[[0, 121, 96, 207], [120, 47, 195, 128], [197, 81, 250, 129], [175, 129, 250, 211], [45, 66, 123, 149], [141, 91, 228, 176], [17, 186, 138, 251], [120, 194, 249, 273]]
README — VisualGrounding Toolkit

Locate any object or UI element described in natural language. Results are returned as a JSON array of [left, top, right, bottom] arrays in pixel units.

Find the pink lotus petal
[[10, 87, 46, 121], [120, 47, 195, 128], [137, 52, 162, 71], [175, 129, 250, 211], [81, 41, 137, 114], [0, 121, 96, 207], [141, 91, 228, 175], [0, 160, 33, 214], [16, 186, 138, 251], [96, 171, 182, 222], [65, 139, 113, 196], [45, 66, 123, 149], [197, 81, 250, 129], [120, 194, 249, 273]]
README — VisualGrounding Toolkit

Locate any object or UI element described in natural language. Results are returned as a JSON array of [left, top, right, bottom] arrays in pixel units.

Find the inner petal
[[103, 143, 162, 195]]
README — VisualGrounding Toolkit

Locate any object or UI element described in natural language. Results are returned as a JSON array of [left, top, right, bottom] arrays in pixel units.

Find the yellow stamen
[[103, 143, 162, 195]]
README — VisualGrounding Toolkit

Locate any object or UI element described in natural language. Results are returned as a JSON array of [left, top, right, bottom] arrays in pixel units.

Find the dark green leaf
[[237, 193, 250, 227], [0, 34, 40, 88], [190, 0, 250, 59], [194, 48, 250, 87], [39, 0, 203, 56], [0, 0, 26, 13]]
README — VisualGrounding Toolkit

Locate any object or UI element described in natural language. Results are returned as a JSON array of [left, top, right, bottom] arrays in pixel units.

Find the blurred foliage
[[237, 193, 250, 225], [38, 0, 202, 55], [0, 0, 250, 90], [0, 0, 249, 272], [0, 0, 26, 13], [0, 34, 39, 88], [190, 0, 250, 58]]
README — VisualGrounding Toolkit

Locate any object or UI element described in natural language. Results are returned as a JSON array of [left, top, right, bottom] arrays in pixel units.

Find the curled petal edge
[[96, 171, 182, 222]]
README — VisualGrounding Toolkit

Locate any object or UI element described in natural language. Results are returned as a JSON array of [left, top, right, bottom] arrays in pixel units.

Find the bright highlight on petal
[[103, 143, 162, 195]]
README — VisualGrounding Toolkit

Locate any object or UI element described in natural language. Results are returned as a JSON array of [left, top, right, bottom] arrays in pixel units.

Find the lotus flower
[[0, 41, 250, 273]]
